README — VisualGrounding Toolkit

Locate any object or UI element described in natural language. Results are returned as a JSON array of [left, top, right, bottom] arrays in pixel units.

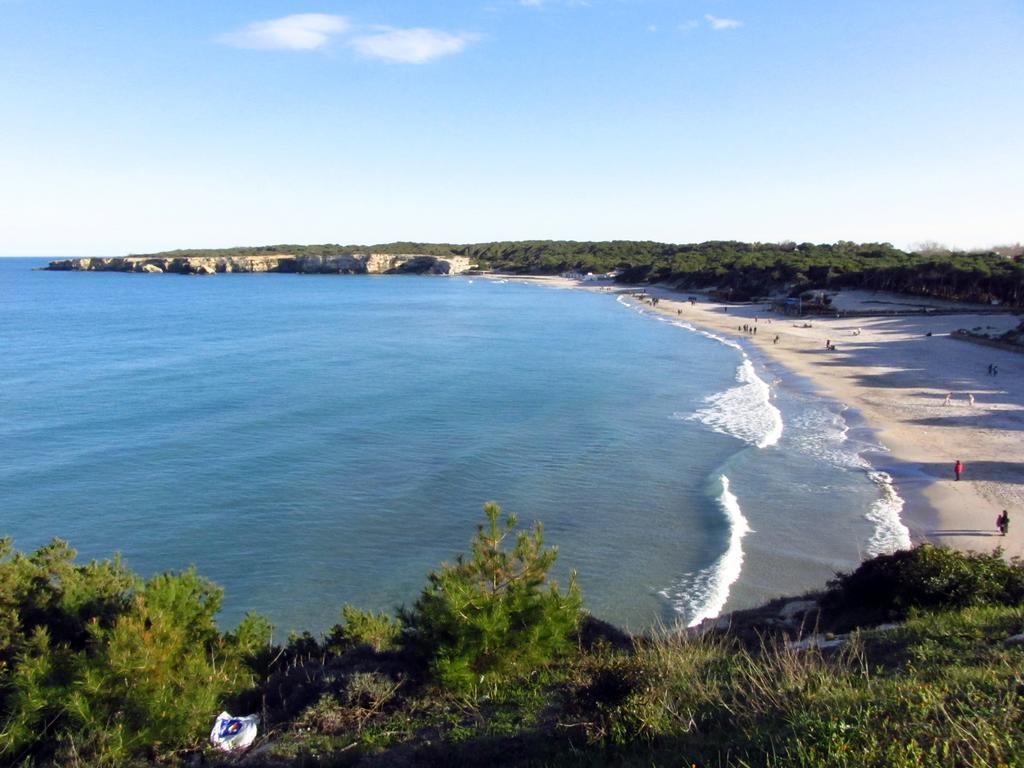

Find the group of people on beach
[[987, 363, 1000, 376], [953, 460, 1011, 536], [738, 324, 758, 335], [631, 292, 659, 308]]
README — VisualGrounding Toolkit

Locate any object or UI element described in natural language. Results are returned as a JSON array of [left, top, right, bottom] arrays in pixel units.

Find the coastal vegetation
[[133, 240, 1024, 306], [2, 516, 1023, 766]]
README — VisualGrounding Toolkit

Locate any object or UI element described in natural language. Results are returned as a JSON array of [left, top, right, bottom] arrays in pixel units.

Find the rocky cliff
[[45, 254, 476, 276]]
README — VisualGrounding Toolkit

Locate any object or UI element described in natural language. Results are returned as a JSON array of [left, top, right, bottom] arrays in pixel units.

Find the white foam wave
[[787, 405, 871, 470], [681, 323, 744, 352], [615, 294, 909, 581], [788, 406, 910, 556], [615, 295, 744, 351], [660, 475, 752, 627], [614, 294, 781, 449], [685, 359, 783, 449], [864, 471, 912, 556]]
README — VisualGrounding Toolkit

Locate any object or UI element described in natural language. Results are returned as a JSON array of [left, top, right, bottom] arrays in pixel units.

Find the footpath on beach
[[492, 275, 1024, 560]]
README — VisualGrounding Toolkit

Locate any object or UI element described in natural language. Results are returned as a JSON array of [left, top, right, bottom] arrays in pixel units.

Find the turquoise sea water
[[0, 259, 906, 632]]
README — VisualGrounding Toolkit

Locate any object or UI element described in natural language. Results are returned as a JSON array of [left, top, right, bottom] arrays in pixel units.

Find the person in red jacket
[[954, 460, 964, 481]]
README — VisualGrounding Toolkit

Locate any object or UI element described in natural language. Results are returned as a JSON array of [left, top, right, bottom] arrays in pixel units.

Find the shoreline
[[484, 274, 1024, 559]]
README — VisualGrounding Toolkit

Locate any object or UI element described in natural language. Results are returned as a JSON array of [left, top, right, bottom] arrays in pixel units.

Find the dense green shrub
[[327, 605, 401, 652], [7, 526, 1024, 765], [822, 544, 1024, 630], [0, 539, 266, 766], [400, 503, 582, 693]]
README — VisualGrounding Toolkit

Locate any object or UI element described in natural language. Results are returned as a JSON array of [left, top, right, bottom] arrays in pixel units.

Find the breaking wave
[[660, 475, 752, 627], [864, 471, 912, 556], [616, 292, 910, 612], [614, 295, 782, 449], [685, 359, 784, 449]]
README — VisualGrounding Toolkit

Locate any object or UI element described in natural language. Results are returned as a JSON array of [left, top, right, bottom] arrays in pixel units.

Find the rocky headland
[[45, 253, 476, 276]]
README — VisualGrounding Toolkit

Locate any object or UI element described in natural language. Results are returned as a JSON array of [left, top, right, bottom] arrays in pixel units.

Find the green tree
[[401, 502, 582, 693], [0, 541, 264, 766]]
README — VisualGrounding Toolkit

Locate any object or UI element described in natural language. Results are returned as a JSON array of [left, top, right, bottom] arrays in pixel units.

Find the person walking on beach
[[997, 510, 1009, 536], [968, 393, 975, 406], [954, 459, 964, 481], [943, 393, 952, 406]]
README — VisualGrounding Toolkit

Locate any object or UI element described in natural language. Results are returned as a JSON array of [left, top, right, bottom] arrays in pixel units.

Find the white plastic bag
[[210, 711, 259, 752]]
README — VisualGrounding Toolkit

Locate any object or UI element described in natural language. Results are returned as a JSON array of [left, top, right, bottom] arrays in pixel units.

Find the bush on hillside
[[400, 502, 582, 693], [822, 544, 1024, 630], [326, 604, 401, 652], [0, 538, 266, 766]]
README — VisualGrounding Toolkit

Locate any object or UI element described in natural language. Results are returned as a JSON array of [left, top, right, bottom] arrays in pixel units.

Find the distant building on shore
[[560, 270, 620, 281]]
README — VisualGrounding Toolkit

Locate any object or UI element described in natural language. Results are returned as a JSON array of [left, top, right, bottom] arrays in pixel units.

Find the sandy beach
[[489, 274, 1024, 559]]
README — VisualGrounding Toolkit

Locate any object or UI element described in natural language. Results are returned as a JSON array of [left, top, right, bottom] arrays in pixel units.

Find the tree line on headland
[[136, 240, 1024, 306]]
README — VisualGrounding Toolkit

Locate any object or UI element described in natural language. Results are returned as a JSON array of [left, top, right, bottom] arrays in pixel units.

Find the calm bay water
[[0, 259, 904, 632]]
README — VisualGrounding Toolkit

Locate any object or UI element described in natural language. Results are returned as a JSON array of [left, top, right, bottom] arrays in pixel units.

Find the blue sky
[[1, 0, 1021, 255]]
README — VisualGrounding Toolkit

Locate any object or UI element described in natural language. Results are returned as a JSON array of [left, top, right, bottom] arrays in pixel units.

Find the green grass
[[233, 605, 1024, 767]]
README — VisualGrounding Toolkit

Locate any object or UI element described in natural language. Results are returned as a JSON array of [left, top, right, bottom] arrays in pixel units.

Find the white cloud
[[219, 13, 349, 50], [705, 14, 742, 30], [349, 28, 478, 64]]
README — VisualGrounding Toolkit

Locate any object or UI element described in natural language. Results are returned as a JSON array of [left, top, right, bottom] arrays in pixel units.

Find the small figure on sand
[[968, 393, 975, 406], [773, 334, 780, 345], [954, 459, 964, 481], [997, 510, 1010, 536], [943, 393, 953, 406]]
